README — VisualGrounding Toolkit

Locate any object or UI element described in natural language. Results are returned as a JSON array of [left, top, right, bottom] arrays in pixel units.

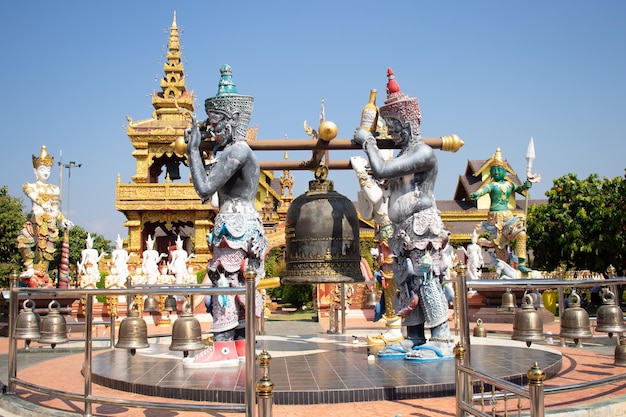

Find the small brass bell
[[559, 292, 593, 345], [500, 288, 517, 310], [595, 290, 626, 338], [13, 299, 41, 348], [38, 300, 69, 348], [366, 289, 379, 307], [163, 295, 178, 312], [473, 318, 487, 337], [615, 336, 626, 367], [116, 302, 149, 355], [170, 302, 204, 357], [143, 295, 159, 313], [512, 294, 545, 347]]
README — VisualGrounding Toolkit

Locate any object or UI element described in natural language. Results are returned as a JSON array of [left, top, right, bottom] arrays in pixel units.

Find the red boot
[[183, 341, 239, 368]]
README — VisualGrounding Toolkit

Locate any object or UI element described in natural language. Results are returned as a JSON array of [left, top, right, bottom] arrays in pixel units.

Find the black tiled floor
[[91, 333, 562, 405]]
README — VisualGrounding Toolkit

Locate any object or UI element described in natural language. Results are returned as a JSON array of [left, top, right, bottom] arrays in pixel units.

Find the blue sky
[[1, 1, 624, 243]]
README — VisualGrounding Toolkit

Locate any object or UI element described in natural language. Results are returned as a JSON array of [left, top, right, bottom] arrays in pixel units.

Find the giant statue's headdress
[[32, 145, 54, 169], [379, 68, 421, 137], [204, 65, 254, 139], [489, 148, 508, 168]]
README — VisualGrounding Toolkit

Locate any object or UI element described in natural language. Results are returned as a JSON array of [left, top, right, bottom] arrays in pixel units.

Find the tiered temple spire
[[152, 11, 194, 120]]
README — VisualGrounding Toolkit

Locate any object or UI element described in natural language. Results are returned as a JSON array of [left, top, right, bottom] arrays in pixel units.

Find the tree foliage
[[527, 172, 626, 274], [0, 186, 26, 284]]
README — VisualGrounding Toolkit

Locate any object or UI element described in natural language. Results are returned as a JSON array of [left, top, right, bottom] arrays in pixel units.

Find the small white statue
[[77, 233, 104, 289], [142, 235, 165, 285], [111, 234, 130, 281], [106, 234, 133, 289], [167, 235, 195, 284], [462, 229, 484, 280]]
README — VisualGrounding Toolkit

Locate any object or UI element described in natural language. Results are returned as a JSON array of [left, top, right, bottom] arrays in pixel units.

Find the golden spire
[[151, 12, 194, 120]]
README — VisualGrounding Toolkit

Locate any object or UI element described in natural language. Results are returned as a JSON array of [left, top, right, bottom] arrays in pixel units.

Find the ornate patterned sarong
[[205, 209, 267, 333]]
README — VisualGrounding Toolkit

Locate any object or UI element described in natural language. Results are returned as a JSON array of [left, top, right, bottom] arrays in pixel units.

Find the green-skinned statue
[[470, 148, 532, 273]]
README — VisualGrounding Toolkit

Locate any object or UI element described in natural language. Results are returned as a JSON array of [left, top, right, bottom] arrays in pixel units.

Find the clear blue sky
[[1, 1, 624, 243]]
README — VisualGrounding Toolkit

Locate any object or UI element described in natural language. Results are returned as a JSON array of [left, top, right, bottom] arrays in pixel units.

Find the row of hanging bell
[[595, 289, 626, 338], [115, 302, 149, 355], [473, 318, 487, 337], [512, 294, 545, 347], [169, 301, 204, 357], [116, 299, 204, 357], [142, 294, 178, 313], [559, 291, 593, 345], [13, 299, 69, 349]]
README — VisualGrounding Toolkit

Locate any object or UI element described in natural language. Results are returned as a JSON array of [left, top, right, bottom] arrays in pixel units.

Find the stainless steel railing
[[5, 268, 266, 417]]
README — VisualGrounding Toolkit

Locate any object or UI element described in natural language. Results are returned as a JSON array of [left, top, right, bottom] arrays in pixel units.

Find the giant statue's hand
[[524, 180, 533, 190], [185, 115, 202, 152], [350, 156, 368, 172], [469, 192, 478, 200], [352, 127, 374, 146]]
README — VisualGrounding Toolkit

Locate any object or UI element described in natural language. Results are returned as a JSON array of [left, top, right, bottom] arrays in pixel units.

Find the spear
[[524, 137, 541, 219]]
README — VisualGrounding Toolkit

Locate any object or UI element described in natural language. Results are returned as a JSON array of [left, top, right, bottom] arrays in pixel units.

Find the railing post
[[341, 284, 347, 334], [256, 349, 274, 417], [454, 342, 469, 417], [7, 271, 19, 394], [527, 362, 546, 417], [454, 263, 471, 366], [84, 291, 93, 417], [244, 266, 257, 417]]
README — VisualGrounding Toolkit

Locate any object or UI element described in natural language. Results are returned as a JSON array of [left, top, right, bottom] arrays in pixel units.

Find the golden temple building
[[115, 13, 285, 272]]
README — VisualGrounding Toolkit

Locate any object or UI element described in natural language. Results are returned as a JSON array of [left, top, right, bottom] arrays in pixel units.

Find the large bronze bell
[[559, 292, 593, 345], [38, 300, 69, 348], [500, 288, 517, 311], [282, 168, 363, 284], [13, 299, 41, 348], [615, 336, 626, 367], [170, 302, 204, 357], [143, 295, 159, 313], [163, 295, 178, 312], [595, 290, 626, 338], [116, 302, 149, 355], [512, 294, 545, 347]]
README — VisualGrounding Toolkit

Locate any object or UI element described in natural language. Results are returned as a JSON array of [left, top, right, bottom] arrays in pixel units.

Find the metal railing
[[454, 272, 626, 417], [5, 269, 268, 417]]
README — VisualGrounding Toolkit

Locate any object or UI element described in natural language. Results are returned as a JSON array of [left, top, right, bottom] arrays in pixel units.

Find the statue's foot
[[518, 265, 532, 273], [405, 339, 455, 361], [20, 268, 34, 279], [366, 331, 404, 346], [377, 339, 415, 358]]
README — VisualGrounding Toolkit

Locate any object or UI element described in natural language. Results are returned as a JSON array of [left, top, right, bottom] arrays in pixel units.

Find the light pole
[[60, 161, 82, 218]]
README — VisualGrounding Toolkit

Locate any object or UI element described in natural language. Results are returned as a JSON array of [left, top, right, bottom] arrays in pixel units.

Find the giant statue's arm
[[513, 180, 532, 195], [186, 117, 244, 203], [364, 138, 436, 179], [470, 184, 492, 200]]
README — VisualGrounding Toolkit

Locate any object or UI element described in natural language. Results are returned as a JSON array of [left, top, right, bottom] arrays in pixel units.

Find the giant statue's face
[[35, 165, 51, 182], [490, 165, 506, 182], [207, 111, 234, 151], [384, 117, 410, 147]]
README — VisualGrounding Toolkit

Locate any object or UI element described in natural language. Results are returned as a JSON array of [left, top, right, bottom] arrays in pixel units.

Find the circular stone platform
[[91, 334, 562, 405]]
